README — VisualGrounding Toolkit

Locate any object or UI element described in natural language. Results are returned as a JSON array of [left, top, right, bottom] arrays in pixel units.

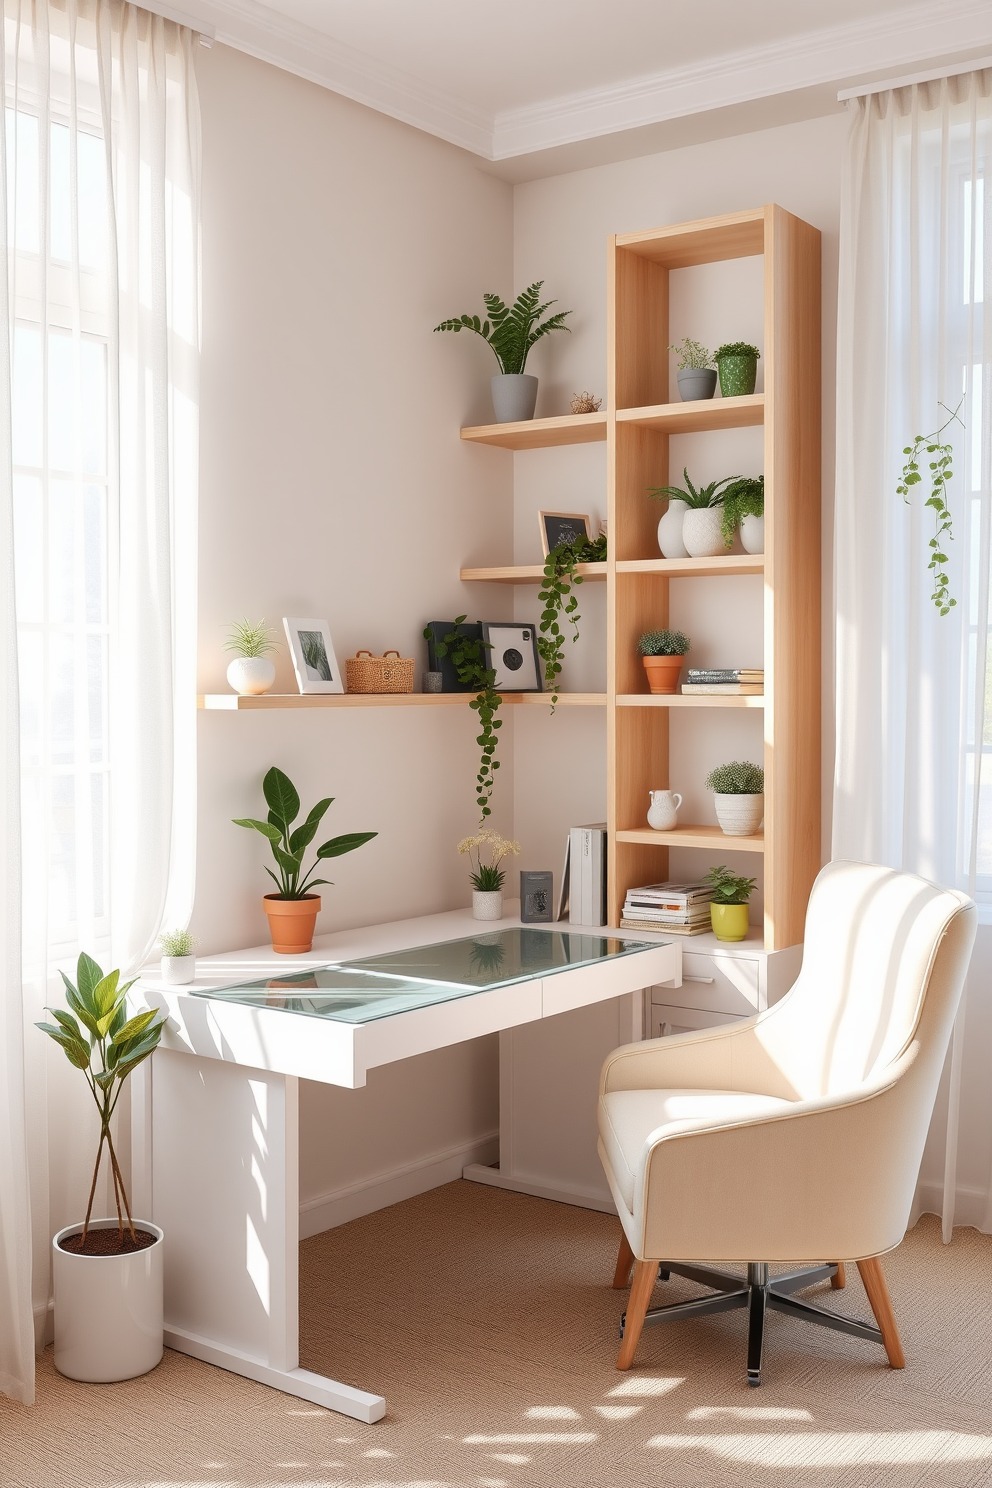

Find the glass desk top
[[189, 928, 657, 1024]]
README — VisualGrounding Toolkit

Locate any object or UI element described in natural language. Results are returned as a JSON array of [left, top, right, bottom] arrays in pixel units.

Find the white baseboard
[[462, 1161, 617, 1214], [299, 1130, 500, 1238], [912, 1180, 991, 1234]]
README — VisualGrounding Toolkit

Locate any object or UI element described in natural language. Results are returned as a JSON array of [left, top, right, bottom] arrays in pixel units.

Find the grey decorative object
[[491, 373, 538, 423], [520, 870, 554, 923], [676, 367, 717, 401], [423, 671, 443, 693]]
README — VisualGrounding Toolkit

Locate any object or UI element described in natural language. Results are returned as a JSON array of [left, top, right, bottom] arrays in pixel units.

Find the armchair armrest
[[601, 1013, 774, 1098]]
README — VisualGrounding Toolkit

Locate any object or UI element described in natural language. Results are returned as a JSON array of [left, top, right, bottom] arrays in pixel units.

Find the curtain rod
[[135, 0, 217, 46], [838, 53, 992, 101]]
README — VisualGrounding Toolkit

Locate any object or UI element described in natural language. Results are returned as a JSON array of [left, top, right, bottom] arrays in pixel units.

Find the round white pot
[[472, 890, 503, 921], [714, 792, 764, 836], [682, 506, 726, 558], [227, 656, 275, 695], [53, 1219, 164, 1382], [491, 374, 538, 424], [740, 513, 765, 554], [161, 954, 195, 985], [657, 498, 689, 559]]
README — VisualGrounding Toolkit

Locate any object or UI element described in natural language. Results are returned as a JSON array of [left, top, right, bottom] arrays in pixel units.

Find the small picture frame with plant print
[[283, 617, 344, 695], [538, 511, 591, 558]]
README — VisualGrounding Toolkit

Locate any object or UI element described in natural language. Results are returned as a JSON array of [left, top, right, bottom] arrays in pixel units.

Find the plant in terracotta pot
[[434, 281, 571, 424], [714, 341, 761, 398], [648, 468, 738, 558], [706, 759, 764, 837], [233, 767, 377, 953], [669, 337, 716, 401], [721, 475, 765, 553], [639, 629, 690, 693], [705, 864, 757, 941], [458, 829, 521, 921], [224, 617, 279, 696], [36, 953, 166, 1382]]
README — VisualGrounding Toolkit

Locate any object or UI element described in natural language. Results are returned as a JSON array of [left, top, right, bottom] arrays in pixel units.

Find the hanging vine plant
[[897, 399, 964, 617], [537, 532, 607, 710], [426, 617, 502, 822]]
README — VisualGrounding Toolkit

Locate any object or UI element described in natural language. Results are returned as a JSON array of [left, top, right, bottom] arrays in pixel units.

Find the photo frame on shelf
[[480, 622, 543, 692], [538, 511, 591, 557], [283, 617, 344, 695]]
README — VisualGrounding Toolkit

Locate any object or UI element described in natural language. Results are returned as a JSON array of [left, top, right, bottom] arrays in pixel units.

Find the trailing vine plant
[[427, 617, 502, 822], [537, 532, 607, 711], [897, 399, 965, 616]]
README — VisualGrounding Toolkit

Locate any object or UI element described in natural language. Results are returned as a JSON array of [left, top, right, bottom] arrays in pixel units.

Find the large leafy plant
[[37, 954, 165, 1247], [648, 467, 738, 510], [427, 619, 502, 822], [434, 281, 571, 376], [233, 767, 377, 898], [537, 532, 606, 710]]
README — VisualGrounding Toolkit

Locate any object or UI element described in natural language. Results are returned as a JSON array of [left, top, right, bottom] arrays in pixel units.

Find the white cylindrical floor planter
[[53, 1219, 164, 1382], [472, 890, 503, 921], [714, 793, 764, 836]]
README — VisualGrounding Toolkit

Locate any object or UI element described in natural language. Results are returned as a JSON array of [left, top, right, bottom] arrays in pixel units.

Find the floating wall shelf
[[616, 825, 765, 853], [616, 555, 763, 578], [199, 692, 607, 711], [616, 393, 763, 434], [459, 411, 607, 450], [617, 694, 765, 709], [460, 562, 607, 584]]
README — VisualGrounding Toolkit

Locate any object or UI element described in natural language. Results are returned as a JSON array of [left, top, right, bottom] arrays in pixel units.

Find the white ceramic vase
[[657, 498, 689, 559], [161, 954, 195, 985], [53, 1219, 164, 1382], [740, 513, 765, 553], [227, 656, 275, 695], [647, 790, 682, 831], [713, 792, 764, 836], [682, 506, 726, 558], [472, 890, 503, 921]]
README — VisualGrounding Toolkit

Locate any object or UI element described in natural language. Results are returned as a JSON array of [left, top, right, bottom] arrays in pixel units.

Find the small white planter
[[161, 954, 195, 984], [740, 513, 765, 553], [682, 506, 726, 558], [472, 890, 503, 921], [714, 792, 764, 836], [227, 656, 275, 695], [657, 498, 689, 559], [53, 1219, 164, 1382]]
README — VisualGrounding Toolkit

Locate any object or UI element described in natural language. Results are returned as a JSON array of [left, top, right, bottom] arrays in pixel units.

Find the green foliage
[[158, 927, 197, 958], [638, 629, 690, 656], [669, 338, 714, 370], [897, 399, 964, 616], [37, 952, 165, 1245], [428, 619, 502, 821], [458, 829, 520, 889], [224, 617, 278, 658], [536, 533, 607, 710], [720, 475, 764, 547], [233, 767, 377, 898], [434, 282, 572, 376], [648, 467, 738, 510], [714, 342, 761, 360], [705, 760, 764, 794], [706, 864, 757, 904]]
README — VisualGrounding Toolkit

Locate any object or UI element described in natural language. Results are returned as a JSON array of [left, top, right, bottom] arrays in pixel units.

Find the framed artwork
[[283, 617, 344, 695], [480, 622, 542, 692], [538, 510, 591, 557]]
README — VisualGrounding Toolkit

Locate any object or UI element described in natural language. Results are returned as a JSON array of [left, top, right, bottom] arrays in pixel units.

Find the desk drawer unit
[[648, 940, 803, 1034], [649, 1002, 740, 1039]]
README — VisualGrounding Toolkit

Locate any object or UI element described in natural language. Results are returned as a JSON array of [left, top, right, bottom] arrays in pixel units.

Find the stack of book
[[620, 880, 713, 935], [681, 668, 764, 696]]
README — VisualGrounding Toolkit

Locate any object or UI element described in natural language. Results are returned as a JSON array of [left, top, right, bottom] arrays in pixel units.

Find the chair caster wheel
[[747, 1373, 761, 1388], [659, 1268, 670, 1281]]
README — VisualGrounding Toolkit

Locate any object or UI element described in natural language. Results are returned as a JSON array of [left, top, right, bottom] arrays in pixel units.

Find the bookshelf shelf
[[616, 555, 763, 578], [460, 562, 607, 584], [459, 411, 607, 450], [616, 394, 763, 434], [617, 694, 765, 709], [616, 826, 765, 853], [199, 692, 607, 711]]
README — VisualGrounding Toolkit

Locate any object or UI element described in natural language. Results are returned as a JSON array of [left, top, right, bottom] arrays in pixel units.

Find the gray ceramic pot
[[491, 373, 538, 423], [676, 367, 717, 402]]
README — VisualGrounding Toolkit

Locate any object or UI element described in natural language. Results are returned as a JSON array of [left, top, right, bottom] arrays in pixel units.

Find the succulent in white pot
[[225, 617, 278, 695], [649, 468, 738, 560], [458, 829, 521, 921], [159, 927, 198, 984], [707, 760, 765, 837]]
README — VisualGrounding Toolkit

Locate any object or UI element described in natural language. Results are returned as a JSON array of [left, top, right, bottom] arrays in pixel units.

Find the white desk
[[131, 907, 680, 1422]]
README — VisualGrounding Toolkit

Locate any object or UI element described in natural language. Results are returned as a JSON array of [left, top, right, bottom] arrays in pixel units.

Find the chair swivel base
[[620, 1261, 883, 1387]]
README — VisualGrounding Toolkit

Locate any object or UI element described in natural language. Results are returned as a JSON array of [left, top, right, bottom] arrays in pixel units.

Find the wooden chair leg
[[856, 1256, 905, 1369], [612, 1232, 635, 1290], [831, 1262, 846, 1290], [617, 1259, 658, 1370]]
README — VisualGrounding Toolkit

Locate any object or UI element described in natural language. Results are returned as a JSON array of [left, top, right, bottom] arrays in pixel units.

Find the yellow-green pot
[[711, 903, 749, 941]]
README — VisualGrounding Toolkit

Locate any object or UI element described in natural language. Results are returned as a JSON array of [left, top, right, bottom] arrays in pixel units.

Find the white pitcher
[[647, 790, 682, 831]]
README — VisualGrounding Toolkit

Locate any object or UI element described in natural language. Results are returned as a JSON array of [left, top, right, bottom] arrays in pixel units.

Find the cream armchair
[[598, 861, 976, 1385]]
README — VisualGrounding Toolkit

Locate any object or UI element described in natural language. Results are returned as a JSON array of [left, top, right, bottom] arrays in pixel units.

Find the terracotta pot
[[263, 894, 321, 953], [642, 655, 685, 694], [711, 903, 750, 941]]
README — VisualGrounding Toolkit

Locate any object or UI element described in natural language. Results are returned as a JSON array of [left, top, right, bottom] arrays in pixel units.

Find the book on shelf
[[686, 668, 764, 682], [624, 880, 713, 906], [681, 683, 764, 695], [623, 903, 711, 923], [620, 917, 710, 936], [569, 823, 607, 927]]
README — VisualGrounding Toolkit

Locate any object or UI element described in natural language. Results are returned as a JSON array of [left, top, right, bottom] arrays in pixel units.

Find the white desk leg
[[145, 1049, 385, 1422]]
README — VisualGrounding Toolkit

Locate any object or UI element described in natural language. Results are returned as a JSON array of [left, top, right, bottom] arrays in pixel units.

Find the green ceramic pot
[[710, 902, 750, 941], [716, 355, 758, 398]]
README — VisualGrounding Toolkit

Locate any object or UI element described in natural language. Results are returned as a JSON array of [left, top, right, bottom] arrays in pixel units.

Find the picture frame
[[538, 510, 591, 557], [283, 617, 344, 695], [480, 621, 543, 693]]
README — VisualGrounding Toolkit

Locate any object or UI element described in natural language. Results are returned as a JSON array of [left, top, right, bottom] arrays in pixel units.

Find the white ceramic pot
[[161, 954, 195, 985], [657, 498, 689, 559], [682, 506, 726, 558], [227, 656, 275, 695], [713, 792, 764, 836], [740, 513, 765, 554], [647, 790, 682, 831], [53, 1219, 164, 1382], [491, 374, 538, 424], [472, 890, 503, 921]]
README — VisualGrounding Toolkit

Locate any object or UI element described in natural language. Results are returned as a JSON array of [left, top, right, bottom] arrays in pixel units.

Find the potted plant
[[706, 760, 764, 836], [669, 338, 716, 401], [233, 767, 377, 952], [158, 927, 198, 985], [537, 530, 607, 709], [648, 468, 737, 558], [224, 617, 279, 696], [714, 341, 761, 398], [639, 630, 690, 694], [721, 475, 765, 553], [434, 281, 572, 424], [37, 953, 166, 1382], [705, 864, 757, 941], [458, 830, 521, 920]]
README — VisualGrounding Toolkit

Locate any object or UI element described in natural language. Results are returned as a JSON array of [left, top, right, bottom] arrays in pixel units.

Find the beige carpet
[[3, 1181, 992, 1487]]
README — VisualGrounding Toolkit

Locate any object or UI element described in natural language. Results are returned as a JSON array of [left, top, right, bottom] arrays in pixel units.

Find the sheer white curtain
[[0, 0, 199, 1403], [835, 68, 992, 1240]]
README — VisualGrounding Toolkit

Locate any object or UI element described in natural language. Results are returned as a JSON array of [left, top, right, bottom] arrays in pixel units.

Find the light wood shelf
[[616, 394, 763, 434], [616, 826, 765, 853], [617, 693, 765, 709], [616, 555, 763, 578], [460, 562, 607, 584], [460, 411, 607, 450], [199, 692, 607, 711]]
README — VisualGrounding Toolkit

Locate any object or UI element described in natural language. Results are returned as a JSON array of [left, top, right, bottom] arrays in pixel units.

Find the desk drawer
[[652, 951, 761, 1017], [650, 1003, 740, 1039]]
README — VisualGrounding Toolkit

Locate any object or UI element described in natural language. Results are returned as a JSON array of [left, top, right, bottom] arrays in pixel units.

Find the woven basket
[[345, 649, 415, 694]]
